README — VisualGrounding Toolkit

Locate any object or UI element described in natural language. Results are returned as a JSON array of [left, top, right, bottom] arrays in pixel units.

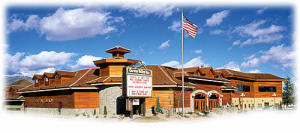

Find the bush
[[93, 109, 96, 116], [104, 106, 107, 116]]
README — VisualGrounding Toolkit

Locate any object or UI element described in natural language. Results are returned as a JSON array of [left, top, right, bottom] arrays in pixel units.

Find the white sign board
[[124, 67, 152, 97], [133, 99, 140, 105]]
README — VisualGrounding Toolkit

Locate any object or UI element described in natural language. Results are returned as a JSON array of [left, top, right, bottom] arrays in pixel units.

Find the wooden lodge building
[[13, 45, 285, 116]]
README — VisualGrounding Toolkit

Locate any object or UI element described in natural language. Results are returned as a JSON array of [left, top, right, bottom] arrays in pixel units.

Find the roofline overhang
[[18, 87, 98, 93], [220, 88, 237, 91], [153, 85, 194, 88], [5, 99, 25, 102], [188, 77, 230, 84], [91, 83, 122, 86]]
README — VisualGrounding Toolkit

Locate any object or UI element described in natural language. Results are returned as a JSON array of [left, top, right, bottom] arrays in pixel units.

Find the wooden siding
[[253, 81, 282, 98], [24, 91, 75, 108], [100, 66, 109, 76], [109, 65, 125, 77], [174, 90, 192, 108], [145, 90, 174, 109], [73, 92, 99, 108]]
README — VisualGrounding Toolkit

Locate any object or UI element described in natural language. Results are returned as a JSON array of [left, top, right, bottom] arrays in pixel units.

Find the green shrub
[[104, 106, 107, 116]]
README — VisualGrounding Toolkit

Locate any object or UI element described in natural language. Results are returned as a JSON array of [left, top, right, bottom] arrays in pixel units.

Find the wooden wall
[[174, 90, 192, 108], [227, 79, 282, 98], [73, 92, 99, 108], [23, 91, 99, 109], [253, 81, 282, 98], [145, 90, 174, 109], [100, 66, 109, 76], [228, 79, 255, 98], [109, 65, 125, 77], [24, 91, 75, 108]]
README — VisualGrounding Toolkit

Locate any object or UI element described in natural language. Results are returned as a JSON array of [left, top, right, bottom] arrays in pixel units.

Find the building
[[16, 45, 285, 116], [5, 79, 32, 111], [215, 69, 284, 109]]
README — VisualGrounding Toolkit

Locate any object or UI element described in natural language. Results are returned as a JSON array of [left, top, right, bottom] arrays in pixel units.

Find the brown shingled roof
[[54, 70, 76, 77], [215, 69, 285, 81], [32, 74, 43, 80], [20, 68, 100, 92], [106, 45, 131, 53], [43, 72, 55, 78]]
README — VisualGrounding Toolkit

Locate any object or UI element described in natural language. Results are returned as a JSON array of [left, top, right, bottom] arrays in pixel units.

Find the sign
[[133, 99, 140, 105], [123, 67, 152, 97]]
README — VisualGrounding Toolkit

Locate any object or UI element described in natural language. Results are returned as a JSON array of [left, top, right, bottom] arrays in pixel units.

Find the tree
[[282, 76, 295, 106], [155, 97, 163, 114]]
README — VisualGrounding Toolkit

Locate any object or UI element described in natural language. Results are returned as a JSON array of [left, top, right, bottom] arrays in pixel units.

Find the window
[[236, 84, 251, 92], [56, 75, 61, 80], [259, 86, 276, 92], [35, 79, 39, 87], [195, 70, 199, 76], [45, 77, 49, 86]]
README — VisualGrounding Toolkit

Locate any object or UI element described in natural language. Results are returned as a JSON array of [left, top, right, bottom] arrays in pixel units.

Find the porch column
[[207, 94, 210, 111]]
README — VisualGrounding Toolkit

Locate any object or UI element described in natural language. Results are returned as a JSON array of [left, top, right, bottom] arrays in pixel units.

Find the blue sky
[[5, 5, 295, 79]]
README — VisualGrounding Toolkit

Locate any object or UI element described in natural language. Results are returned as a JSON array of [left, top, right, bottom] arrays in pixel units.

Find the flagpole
[[181, 9, 185, 116]]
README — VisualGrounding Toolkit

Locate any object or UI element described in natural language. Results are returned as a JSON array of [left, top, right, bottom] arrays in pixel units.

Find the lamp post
[[241, 93, 245, 110], [272, 93, 277, 110]]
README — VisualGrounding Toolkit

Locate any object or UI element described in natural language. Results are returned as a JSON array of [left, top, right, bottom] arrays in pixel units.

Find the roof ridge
[[18, 84, 34, 91], [158, 66, 177, 84], [70, 68, 92, 87]]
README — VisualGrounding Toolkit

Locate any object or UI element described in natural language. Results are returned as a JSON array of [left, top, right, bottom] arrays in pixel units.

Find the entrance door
[[132, 98, 145, 116], [209, 94, 219, 110], [194, 94, 206, 112]]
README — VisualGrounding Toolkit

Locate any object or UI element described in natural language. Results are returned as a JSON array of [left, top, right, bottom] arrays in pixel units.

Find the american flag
[[183, 16, 198, 38]]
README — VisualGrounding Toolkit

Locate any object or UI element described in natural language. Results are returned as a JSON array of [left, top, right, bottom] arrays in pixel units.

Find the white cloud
[[240, 34, 283, 47], [168, 21, 181, 32], [248, 69, 261, 73], [223, 61, 240, 71], [20, 51, 75, 70], [241, 44, 295, 69], [206, 10, 230, 26], [40, 8, 123, 41], [257, 7, 267, 14], [71, 55, 102, 69], [7, 8, 124, 41], [235, 21, 284, 37], [6, 51, 75, 76], [184, 57, 206, 68], [122, 3, 175, 19], [7, 15, 40, 33], [194, 49, 202, 54], [20, 68, 56, 77], [210, 29, 224, 35], [159, 40, 170, 49], [162, 60, 180, 68], [162, 57, 207, 68], [232, 40, 241, 46], [233, 20, 284, 46]]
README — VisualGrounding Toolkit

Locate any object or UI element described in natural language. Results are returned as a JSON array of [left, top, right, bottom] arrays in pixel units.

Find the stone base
[[24, 108, 99, 116]]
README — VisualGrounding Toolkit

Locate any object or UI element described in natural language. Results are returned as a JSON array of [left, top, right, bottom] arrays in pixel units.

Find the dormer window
[[56, 75, 61, 80], [56, 75, 61, 84], [195, 70, 199, 76], [45, 77, 49, 86], [35, 79, 39, 87]]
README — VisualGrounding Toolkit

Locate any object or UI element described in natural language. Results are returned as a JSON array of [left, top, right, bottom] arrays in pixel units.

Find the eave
[[188, 77, 230, 84]]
